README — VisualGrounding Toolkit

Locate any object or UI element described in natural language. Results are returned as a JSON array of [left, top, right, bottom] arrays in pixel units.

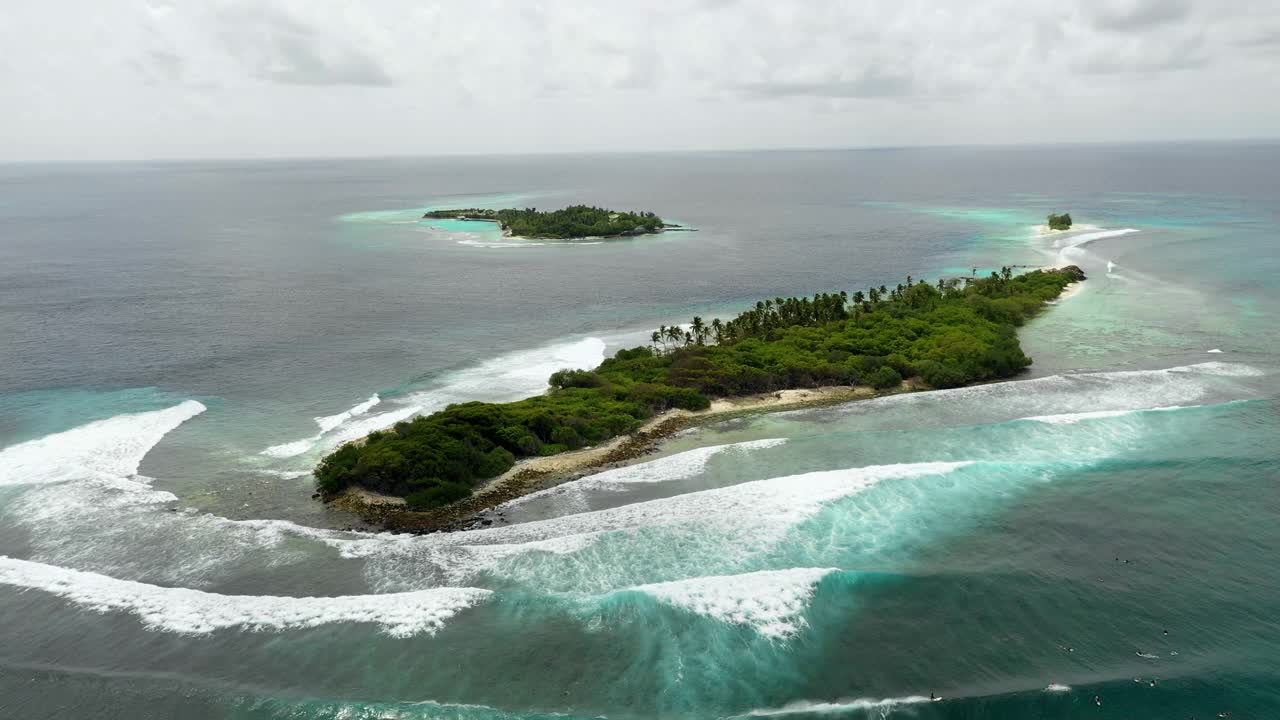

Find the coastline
[[328, 383, 901, 533]]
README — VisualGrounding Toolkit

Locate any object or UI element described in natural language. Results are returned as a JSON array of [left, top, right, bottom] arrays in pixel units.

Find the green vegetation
[[1047, 212, 1072, 230], [316, 266, 1086, 505], [423, 205, 665, 239]]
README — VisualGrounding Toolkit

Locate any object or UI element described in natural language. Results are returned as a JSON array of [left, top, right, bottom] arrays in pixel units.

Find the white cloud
[[0, 0, 1277, 160]]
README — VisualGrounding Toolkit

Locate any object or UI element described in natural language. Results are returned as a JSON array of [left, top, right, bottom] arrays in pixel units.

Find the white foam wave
[[1169, 361, 1261, 377], [315, 394, 380, 433], [263, 338, 608, 459], [0, 556, 489, 638], [261, 437, 317, 458], [260, 470, 314, 480], [261, 394, 388, 458], [501, 438, 788, 511], [630, 567, 836, 638], [326, 462, 970, 591], [1053, 228, 1140, 248], [1051, 228, 1139, 266], [1026, 405, 1190, 425], [740, 696, 931, 717], [1045, 683, 1071, 692], [830, 362, 1261, 425], [0, 401, 206, 487], [457, 238, 548, 248], [1207, 348, 1223, 354]]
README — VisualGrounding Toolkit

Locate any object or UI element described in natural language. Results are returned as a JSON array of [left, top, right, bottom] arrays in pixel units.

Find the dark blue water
[[1, 144, 1277, 718]]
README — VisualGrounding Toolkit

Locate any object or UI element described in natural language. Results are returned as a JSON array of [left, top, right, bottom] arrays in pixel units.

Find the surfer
[[1094, 695, 1102, 706]]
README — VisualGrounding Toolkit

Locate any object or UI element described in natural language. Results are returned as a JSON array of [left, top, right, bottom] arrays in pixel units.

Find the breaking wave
[[500, 438, 788, 515], [261, 337, 608, 459], [326, 462, 971, 592], [737, 695, 932, 717], [0, 556, 489, 638], [0, 400, 206, 487], [625, 567, 837, 638]]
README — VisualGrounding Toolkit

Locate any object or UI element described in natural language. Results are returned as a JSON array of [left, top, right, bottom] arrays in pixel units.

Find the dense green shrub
[[549, 369, 603, 389], [1047, 212, 1072, 230], [868, 366, 903, 389], [406, 481, 472, 510]]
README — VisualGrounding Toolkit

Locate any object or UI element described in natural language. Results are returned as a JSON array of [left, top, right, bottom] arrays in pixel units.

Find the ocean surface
[[1, 144, 1277, 719]]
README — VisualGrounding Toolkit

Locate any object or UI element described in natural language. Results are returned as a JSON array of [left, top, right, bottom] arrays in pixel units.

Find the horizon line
[[3, 136, 1278, 167]]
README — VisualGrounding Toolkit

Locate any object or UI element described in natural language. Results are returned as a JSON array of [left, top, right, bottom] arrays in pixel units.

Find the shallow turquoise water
[[0, 146, 1277, 718]]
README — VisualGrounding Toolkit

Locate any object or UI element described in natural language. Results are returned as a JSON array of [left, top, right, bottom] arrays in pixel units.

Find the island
[[1047, 212, 1072, 230], [422, 205, 678, 239], [316, 265, 1086, 525]]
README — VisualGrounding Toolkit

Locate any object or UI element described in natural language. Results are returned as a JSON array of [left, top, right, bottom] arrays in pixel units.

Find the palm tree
[[691, 316, 706, 345], [650, 330, 661, 352], [711, 318, 723, 344], [666, 325, 683, 349]]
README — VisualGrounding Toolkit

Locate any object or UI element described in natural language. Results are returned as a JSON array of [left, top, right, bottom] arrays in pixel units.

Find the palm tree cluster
[[652, 290, 857, 352], [650, 273, 1014, 354]]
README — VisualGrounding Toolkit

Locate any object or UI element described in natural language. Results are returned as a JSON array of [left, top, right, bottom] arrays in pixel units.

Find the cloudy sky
[[2, 0, 1278, 161]]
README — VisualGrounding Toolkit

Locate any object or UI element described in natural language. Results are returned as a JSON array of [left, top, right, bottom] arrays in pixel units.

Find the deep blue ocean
[[1, 144, 1277, 718]]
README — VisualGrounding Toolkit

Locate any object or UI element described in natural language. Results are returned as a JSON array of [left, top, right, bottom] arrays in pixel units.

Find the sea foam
[[738, 696, 932, 717], [0, 556, 489, 637], [629, 567, 837, 638], [0, 400, 206, 487], [1026, 405, 1191, 425], [262, 338, 608, 459], [827, 362, 1262, 426], [327, 462, 970, 592], [500, 438, 788, 513], [1051, 227, 1139, 266]]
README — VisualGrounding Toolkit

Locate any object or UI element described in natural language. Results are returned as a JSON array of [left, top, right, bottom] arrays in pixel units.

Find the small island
[[316, 266, 1086, 519], [423, 205, 679, 240], [1047, 212, 1072, 230]]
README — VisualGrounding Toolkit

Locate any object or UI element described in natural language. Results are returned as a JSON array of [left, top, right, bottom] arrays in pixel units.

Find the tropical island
[[1047, 212, 1073, 230], [423, 205, 678, 239], [316, 266, 1086, 518]]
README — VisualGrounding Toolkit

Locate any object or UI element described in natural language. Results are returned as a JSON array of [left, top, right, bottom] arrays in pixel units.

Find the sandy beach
[[329, 383, 893, 532]]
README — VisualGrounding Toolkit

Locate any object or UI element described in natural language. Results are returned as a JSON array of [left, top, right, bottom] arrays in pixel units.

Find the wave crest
[[0, 556, 489, 638]]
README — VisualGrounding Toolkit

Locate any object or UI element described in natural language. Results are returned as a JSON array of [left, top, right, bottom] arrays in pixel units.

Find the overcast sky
[[2, 0, 1278, 161]]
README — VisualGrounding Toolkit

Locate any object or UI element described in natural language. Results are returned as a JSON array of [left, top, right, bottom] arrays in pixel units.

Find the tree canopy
[[316, 266, 1086, 508], [423, 205, 664, 239], [1047, 212, 1072, 230]]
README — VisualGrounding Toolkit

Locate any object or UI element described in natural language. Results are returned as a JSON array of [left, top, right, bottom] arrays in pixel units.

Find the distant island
[[423, 205, 681, 239], [316, 266, 1086, 516], [1047, 212, 1073, 230]]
